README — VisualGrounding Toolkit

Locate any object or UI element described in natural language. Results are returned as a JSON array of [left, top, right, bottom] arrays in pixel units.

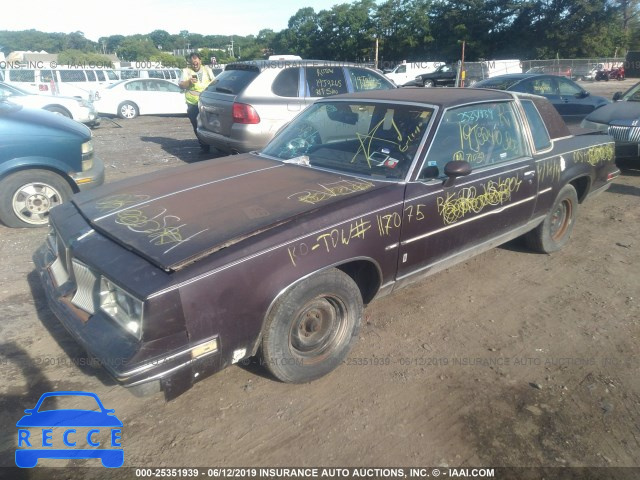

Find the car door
[[149, 80, 186, 114], [555, 77, 595, 124], [395, 100, 538, 285]]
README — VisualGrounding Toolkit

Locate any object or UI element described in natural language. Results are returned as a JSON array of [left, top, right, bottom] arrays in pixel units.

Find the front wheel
[[423, 79, 435, 87], [0, 170, 73, 228], [525, 184, 578, 253], [118, 101, 139, 119], [261, 268, 363, 383]]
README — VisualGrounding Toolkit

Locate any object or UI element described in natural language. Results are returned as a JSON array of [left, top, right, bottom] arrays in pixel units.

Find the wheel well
[[0, 166, 78, 193], [44, 105, 72, 118], [336, 260, 381, 305], [570, 176, 590, 203]]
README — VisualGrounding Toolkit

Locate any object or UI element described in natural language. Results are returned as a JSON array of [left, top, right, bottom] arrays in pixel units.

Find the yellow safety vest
[[184, 66, 213, 105]]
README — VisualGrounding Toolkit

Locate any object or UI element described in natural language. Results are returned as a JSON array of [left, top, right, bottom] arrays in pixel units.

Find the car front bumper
[[70, 156, 105, 191]]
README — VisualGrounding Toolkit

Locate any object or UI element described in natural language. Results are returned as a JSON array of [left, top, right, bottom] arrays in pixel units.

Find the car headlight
[[580, 118, 608, 132], [100, 277, 144, 339], [81, 140, 94, 171]]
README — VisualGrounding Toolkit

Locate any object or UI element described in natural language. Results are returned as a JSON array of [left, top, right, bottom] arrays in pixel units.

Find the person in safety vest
[[179, 52, 214, 152]]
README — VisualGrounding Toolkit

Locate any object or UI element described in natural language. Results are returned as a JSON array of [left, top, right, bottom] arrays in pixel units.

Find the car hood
[[1, 101, 90, 138], [71, 154, 385, 271], [585, 101, 640, 123]]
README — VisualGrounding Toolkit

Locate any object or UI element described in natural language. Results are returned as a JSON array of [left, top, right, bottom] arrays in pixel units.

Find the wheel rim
[[12, 182, 64, 225], [549, 198, 572, 241], [121, 104, 136, 118], [290, 296, 350, 361]]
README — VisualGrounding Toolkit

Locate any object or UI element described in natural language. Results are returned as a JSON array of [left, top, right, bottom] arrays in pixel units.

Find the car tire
[[0, 170, 73, 228], [260, 268, 363, 383], [525, 184, 578, 253], [423, 79, 435, 87], [44, 106, 72, 118], [118, 101, 139, 119]]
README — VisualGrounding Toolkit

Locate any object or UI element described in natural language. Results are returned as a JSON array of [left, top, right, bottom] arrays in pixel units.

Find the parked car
[[571, 64, 599, 81], [115, 68, 182, 84], [35, 88, 618, 399], [474, 73, 610, 124], [413, 63, 458, 87], [384, 61, 444, 86], [581, 80, 640, 163], [94, 78, 187, 119], [196, 59, 396, 154], [0, 101, 104, 227], [0, 81, 100, 127]]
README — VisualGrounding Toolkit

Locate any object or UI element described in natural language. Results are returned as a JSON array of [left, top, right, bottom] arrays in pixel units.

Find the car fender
[[0, 156, 78, 191], [250, 256, 383, 357]]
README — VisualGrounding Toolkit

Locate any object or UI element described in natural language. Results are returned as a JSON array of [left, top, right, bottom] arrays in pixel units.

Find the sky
[[1, 0, 348, 42]]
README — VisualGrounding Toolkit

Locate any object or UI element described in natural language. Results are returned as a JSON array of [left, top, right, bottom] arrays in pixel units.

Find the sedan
[[94, 79, 186, 119], [0, 82, 100, 127], [474, 73, 609, 124], [581, 80, 640, 163], [34, 88, 618, 399]]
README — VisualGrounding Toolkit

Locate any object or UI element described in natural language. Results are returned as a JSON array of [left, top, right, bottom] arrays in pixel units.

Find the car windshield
[[621, 83, 640, 102], [107, 80, 127, 89], [261, 100, 434, 181]]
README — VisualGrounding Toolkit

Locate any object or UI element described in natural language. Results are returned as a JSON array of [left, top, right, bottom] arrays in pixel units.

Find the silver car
[[196, 59, 395, 154]]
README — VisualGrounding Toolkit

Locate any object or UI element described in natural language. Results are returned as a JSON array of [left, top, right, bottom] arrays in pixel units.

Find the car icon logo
[[15, 391, 123, 468]]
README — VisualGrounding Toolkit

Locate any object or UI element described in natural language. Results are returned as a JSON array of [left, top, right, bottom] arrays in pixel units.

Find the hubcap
[[12, 183, 63, 225], [121, 105, 136, 118]]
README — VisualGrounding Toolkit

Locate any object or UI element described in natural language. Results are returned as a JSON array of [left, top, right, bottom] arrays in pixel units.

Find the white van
[[384, 61, 444, 86], [116, 68, 183, 84], [1, 68, 119, 100]]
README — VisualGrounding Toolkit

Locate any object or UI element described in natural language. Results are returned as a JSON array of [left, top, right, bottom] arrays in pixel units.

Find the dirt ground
[[0, 80, 639, 479]]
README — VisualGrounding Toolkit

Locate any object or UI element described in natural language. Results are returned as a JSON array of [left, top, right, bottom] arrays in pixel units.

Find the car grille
[[48, 226, 99, 315], [608, 125, 640, 143]]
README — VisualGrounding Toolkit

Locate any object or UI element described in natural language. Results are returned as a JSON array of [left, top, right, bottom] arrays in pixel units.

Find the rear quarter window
[[305, 67, 348, 97], [206, 68, 259, 95], [271, 67, 300, 97], [347, 68, 393, 92]]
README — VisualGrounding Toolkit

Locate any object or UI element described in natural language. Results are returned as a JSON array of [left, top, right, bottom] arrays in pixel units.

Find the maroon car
[[35, 88, 618, 399]]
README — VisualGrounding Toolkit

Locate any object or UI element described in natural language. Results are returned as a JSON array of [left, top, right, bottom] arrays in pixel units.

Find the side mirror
[[577, 90, 590, 98], [613, 92, 622, 101], [443, 160, 472, 187]]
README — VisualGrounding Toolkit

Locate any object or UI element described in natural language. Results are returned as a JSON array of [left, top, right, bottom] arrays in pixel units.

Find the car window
[[557, 78, 581, 96], [95, 70, 106, 81], [422, 101, 525, 178], [59, 70, 87, 82], [9, 70, 35, 82], [520, 100, 551, 151], [85, 70, 97, 81], [106, 70, 119, 80], [120, 70, 140, 80], [271, 67, 300, 97], [262, 101, 433, 181], [396, 65, 406, 73], [529, 77, 557, 96], [125, 81, 145, 91], [305, 67, 348, 97], [40, 70, 55, 83], [148, 70, 164, 79], [347, 67, 393, 92], [145, 80, 160, 91], [154, 80, 180, 92], [205, 67, 260, 94]]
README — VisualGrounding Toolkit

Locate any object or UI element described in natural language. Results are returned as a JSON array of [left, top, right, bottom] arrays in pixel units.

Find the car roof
[[319, 87, 516, 108], [226, 59, 377, 72]]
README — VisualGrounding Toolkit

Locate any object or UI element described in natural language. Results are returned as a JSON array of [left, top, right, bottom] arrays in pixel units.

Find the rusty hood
[[71, 154, 383, 271]]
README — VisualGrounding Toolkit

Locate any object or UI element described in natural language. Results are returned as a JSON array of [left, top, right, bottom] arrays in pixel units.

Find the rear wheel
[[261, 268, 362, 383], [118, 101, 139, 119], [525, 184, 578, 253], [0, 170, 73, 228]]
